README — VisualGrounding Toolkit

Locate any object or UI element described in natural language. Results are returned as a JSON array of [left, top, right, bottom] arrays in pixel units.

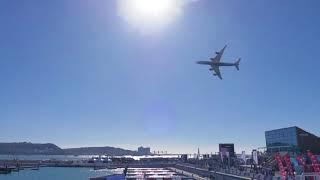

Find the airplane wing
[[211, 65, 222, 80], [211, 45, 227, 63]]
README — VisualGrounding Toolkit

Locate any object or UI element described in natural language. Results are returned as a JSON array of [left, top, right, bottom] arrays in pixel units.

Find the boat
[[31, 166, 40, 170], [0, 167, 12, 174], [31, 164, 40, 170], [93, 166, 106, 170]]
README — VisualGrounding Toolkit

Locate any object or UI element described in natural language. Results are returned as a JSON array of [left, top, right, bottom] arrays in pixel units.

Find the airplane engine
[[215, 52, 219, 55]]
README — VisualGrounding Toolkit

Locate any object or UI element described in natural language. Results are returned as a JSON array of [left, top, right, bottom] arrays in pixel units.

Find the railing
[[175, 163, 255, 180]]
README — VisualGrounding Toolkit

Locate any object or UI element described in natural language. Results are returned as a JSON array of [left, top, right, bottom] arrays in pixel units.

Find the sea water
[[0, 167, 115, 180], [0, 155, 94, 161]]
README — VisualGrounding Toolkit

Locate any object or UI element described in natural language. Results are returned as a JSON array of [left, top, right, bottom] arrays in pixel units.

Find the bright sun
[[118, 0, 183, 34], [130, 0, 174, 19]]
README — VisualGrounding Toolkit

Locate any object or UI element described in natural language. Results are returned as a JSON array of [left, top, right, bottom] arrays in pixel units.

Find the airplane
[[196, 45, 241, 80]]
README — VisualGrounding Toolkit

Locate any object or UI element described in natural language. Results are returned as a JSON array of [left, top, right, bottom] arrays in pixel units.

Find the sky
[[1, 0, 320, 154]]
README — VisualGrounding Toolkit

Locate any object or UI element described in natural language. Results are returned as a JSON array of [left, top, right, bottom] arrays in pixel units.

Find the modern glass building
[[265, 126, 320, 154]]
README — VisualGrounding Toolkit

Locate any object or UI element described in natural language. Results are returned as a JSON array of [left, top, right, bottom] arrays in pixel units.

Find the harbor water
[[0, 167, 116, 180], [0, 155, 94, 161]]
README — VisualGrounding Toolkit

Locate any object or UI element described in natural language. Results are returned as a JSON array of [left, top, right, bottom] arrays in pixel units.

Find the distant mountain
[[63, 146, 138, 156], [0, 142, 64, 155], [0, 142, 138, 156]]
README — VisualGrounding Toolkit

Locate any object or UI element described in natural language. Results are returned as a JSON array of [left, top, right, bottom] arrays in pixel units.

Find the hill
[[63, 146, 138, 156], [0, 142, 138, 156], [0, 142, 64, 155]]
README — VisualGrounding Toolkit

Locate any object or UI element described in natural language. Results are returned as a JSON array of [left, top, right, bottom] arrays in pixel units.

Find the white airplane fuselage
[[196, 61, 236, 67]]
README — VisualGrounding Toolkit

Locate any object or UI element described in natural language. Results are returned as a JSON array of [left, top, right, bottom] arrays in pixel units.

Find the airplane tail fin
[[235, 58, 241, 70]]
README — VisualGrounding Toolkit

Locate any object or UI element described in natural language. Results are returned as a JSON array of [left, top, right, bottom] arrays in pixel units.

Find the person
[[123, 166, 128, 176]]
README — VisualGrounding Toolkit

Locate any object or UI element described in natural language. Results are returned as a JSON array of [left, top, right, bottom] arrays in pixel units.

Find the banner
[[220, 148, 229, 161], [252, 150, 258, 165], [241, 151, 246, 164]]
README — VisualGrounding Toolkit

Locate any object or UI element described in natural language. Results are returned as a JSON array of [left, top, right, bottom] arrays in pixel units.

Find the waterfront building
[[137, 146, 151, 155], [265, 126, 320, 154]]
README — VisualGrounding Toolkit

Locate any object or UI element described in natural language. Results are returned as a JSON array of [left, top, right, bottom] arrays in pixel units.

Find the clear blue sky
[[1, 0, 320, 154]]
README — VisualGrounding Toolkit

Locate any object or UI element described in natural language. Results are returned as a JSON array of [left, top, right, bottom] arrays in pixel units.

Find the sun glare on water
[[118, 0, 189, 34]]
